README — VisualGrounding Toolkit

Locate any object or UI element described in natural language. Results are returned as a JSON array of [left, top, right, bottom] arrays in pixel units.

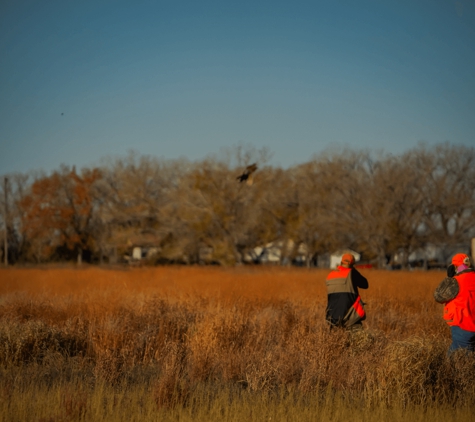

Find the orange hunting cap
[[452, 253, 470, 267], [341, 253, 355, 265]]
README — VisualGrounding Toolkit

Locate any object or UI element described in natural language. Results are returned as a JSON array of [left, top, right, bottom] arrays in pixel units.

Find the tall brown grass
[[1, 266, 474, 421]]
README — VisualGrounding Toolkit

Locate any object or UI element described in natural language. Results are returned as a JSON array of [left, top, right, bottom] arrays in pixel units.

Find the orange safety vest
[[326, 266, 367, 327], [443, 270, 475, 331]]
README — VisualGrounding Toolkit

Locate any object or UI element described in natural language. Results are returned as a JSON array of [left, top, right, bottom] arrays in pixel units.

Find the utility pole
[[3, 177, 8, 266]]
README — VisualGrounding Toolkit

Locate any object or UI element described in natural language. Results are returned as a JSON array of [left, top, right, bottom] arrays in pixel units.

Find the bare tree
[[409, 143, 475, 262], [279, 162, 336, 266], [374, 153, 426, 268], [308, 150, 406, 268], [171, 146, 272, 265], [96, 152, 186, 263], [1, 176, 8, 265], [0, 172, 34, 264]]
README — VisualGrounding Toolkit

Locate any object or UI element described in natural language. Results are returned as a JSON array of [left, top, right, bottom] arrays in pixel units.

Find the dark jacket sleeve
[[447, 264, 456, 277], [351, 268, 368, 289]]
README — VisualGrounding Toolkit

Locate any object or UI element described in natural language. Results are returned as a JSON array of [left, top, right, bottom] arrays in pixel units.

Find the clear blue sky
[[1, 0, 474, 174]]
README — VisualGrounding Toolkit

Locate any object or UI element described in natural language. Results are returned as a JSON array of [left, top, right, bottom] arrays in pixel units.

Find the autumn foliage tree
[[19, 166, 102, 263]]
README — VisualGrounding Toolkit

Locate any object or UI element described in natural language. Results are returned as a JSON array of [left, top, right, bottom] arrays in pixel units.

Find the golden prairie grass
[[0, 266, 474, 421], [0, 264, 440, 297]]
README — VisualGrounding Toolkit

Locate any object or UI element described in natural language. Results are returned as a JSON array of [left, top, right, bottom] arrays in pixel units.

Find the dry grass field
[[1, 265, 474, 421]]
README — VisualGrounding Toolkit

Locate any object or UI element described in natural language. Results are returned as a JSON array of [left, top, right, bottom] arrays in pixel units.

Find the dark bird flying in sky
[[236, 163, 258, 185]]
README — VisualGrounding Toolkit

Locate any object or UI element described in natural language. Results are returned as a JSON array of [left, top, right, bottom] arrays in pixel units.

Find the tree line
[[1, 142, 474, 268]]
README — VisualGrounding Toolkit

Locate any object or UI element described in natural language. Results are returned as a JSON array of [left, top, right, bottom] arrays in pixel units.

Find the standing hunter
[[325, 253, 369, 330], [434, 253, 475, 353]]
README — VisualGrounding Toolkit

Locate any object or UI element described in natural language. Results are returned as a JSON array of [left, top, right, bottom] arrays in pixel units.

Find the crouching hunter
[[325, 253, 369, 330]]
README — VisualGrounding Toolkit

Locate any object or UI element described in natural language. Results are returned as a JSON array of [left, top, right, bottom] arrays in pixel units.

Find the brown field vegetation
[[1, 266, 475, 421]]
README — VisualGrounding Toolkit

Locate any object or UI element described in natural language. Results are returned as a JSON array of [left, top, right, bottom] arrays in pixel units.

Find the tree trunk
[[378, 250, 387, 269]]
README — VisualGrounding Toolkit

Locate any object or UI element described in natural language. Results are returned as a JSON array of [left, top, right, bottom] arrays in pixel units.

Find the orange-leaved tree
[[19, 166, 102, 263]]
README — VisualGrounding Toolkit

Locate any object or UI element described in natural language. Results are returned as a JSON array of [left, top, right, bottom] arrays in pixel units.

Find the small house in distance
[[243, 242, 362, 269], [316, 249, 361, 269], [243, 240, 308, 265]]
